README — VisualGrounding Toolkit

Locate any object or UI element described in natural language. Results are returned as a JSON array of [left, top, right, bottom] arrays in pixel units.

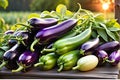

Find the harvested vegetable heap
[[0, 4, 120, 73]]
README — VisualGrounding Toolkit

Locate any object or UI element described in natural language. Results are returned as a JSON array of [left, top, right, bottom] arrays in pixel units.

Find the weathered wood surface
[[0, 64, 119, 79], [115, 0, 120, 23]]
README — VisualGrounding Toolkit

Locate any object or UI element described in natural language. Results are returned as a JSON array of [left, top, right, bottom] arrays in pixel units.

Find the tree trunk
[[115, 0, 120, 23]]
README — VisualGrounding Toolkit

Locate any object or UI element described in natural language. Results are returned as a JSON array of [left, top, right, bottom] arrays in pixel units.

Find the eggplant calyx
[[79, 49, 85, 55], [30, 39, 40, 52], [106, 60, 115, 63], [57, 64, 64, 72], [102, 57, 108, 63], [0, 61, 7, 70], [41, 48, 55, 54], [12, 66, 24, 72], [34, 62, 44, 67]]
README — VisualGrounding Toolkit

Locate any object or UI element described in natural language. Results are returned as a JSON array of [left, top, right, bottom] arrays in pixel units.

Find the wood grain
[[0, 64, 119, 79]]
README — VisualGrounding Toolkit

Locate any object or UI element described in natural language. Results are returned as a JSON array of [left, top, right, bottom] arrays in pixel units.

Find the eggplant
[[80, 37, 99, 55], [0, 43, 26, 70], [107, 50, 120, 66], [4, 30, 14, 35], [12, 30, 34, 47], [30, 19, 77, 52], [28, 18, 58, 30], [95, 41, 120, 53], [12, 50, 38, 72], [95, 50, 108, 66], [8, 39, 18, 48]]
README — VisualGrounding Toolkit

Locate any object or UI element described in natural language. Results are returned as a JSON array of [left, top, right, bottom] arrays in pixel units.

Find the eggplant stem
[[41, 48, 55, 54], [57, 64, 63, 72], [72, 66, 79, 70], [34, 62, 44, 67], [0, 61, 7, 70], [106, 60, 115, 63], [12, 66, 23, 72], [30, 39, 39, 52]]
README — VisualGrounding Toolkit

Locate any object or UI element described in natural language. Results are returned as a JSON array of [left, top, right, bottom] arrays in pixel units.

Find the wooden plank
[[115, 0, 120, 23], [0, 64, 119, 79]]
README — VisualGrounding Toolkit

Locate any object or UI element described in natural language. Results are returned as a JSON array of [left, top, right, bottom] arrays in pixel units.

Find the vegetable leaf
[[0, 0, 8, 9], [27, 13, 40, 19], [94, 14, 105, 23], [108, 27, 120, 31], [97, 29, 108, 42], [100, 23, 118, 41]]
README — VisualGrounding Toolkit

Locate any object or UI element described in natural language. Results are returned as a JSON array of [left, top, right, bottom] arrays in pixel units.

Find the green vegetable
[[72, 55, 98, 71], [57, 50, 80, 72], [34, 53, 58, 70], [41, 26, 92, 55]]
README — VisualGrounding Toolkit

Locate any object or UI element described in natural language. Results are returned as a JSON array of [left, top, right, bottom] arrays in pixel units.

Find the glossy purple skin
[[97, 50, 108, 66], [3, 44, 26, 69], [18, 50, 38, 66], [81, 37, 99, 51], [28, 18, 58, 29], [36, 19, 77, 44], [3, 44, 26, 61], [108, 50, 120, 66], [8, 39, 18, 47], [96, 41, 120, 53]]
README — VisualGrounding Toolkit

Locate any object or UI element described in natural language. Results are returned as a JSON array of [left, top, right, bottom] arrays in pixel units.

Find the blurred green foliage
[[30, 0, 70, 11], [0, 0, 8, 9]]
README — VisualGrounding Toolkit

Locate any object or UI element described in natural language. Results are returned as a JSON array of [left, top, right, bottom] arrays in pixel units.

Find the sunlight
[[102, 3, 109, 10]]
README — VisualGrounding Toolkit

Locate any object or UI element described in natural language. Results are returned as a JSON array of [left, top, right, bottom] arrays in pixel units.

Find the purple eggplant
[[12, 50, 38, 72], [4, 30, 14, 35], [80, 37, 99, 55], [107, 50, 120, 66], [30, 19, 77, 52], [95, 41, 120, 53], [12, 30, 34, 47], [28, 18, 58, 30], [95, 50, 108, 66], [0, 43, 26, 70], [8, 39, 18, 48]]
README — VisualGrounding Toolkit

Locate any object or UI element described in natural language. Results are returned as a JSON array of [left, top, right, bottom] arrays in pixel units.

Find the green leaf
[[106, 19, 117, 27], [108, 27, 120, 31], [56, 4, 67, 19], [97, 29, 108, 42], [40, 11, 51, 18], [94, 14, 105, 23], [92, 30, 97, 38], [0, 0, 8, 9], [113, 22, 120, 28], [100, 23, 118, 41], [56, 4, 67, 13], [27, 13, 40, 20]]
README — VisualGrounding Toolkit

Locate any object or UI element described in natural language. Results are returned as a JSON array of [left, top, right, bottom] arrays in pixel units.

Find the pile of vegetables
[[0, 4, 120, 73]]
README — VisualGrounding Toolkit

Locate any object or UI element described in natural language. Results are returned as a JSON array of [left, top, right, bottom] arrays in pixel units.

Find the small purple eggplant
[[95, 50, 108, 66], [0, 43, 26, 70], [8, 39, 18, 48], [30, 19, 77, 52], [107, 50, 120, 66], [4, 30, 14, 35], [12, 50, 38, 72], [28, 18, 58, 29], [95, 41, 120, 53], [80, 37, 99, 55]]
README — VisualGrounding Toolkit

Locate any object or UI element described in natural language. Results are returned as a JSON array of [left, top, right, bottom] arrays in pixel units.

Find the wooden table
[[0, 64, 119, 79]]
